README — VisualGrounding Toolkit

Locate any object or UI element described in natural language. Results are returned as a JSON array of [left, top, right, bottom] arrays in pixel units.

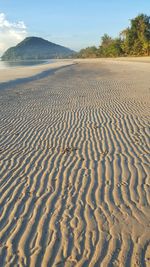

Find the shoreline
[[0, 59, 75, 84], [0, 62, 76, 91], [0, 57, 150, 86]]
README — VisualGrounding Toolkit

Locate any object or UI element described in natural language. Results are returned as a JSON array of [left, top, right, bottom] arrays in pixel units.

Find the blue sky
[[0, 0, 150, 54]]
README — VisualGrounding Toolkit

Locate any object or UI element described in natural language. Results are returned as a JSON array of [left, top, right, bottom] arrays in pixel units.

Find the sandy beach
[[0, 59, 150, 266], [0, 60, 75, 84]]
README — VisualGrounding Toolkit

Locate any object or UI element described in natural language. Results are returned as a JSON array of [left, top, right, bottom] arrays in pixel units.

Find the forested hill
[[1, 37, 75, 60], [77, 14, 150, 58]]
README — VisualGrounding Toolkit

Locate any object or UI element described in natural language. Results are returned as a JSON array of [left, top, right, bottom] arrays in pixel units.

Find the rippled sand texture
[[0, 61, 150, 267]]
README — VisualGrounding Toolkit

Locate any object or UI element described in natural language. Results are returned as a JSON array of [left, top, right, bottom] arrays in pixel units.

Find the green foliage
[[120, 14, 150, 56], [99, 37, 124, 57], [76, 46, 99, 58], [101, 34, 113, 48], [78, 14, 150, 58]]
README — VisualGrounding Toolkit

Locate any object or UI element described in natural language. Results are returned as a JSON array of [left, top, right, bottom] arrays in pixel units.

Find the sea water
[[0, 59, 56, 69]]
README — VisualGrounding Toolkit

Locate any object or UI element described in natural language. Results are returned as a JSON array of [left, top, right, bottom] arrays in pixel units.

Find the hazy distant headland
[[1, 37, 75, 61]]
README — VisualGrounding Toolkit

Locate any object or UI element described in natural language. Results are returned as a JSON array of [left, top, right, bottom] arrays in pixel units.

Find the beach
[[0, 60, 75, 84], [0, 59, 150, 266]]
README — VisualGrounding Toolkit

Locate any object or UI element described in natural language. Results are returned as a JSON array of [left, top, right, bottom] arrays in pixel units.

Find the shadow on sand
[[0, 63, 76, 91]]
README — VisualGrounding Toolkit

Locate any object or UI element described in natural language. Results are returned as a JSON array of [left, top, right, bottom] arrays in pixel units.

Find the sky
[[0, 0, 150, 54]]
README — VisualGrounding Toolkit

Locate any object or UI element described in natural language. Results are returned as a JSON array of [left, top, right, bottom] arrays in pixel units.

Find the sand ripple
[[0, 61, 150, 266]]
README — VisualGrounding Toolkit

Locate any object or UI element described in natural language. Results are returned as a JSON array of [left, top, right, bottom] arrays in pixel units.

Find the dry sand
[[0, 59, 150, 267]]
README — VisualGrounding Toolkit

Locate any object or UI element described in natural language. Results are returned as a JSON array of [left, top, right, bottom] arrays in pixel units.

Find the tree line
[[77, 14, 150, 58]]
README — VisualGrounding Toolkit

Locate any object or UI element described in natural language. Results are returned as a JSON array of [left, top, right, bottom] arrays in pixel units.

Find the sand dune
[[0, 60, 150, 266]]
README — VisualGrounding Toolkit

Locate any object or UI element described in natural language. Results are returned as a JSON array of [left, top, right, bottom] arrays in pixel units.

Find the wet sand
[[0, 59, 150, 266], [0, 60, 74, 83]]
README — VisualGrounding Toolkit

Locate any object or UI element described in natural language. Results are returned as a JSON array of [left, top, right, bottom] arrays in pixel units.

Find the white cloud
[[0, 13, 27, 55]]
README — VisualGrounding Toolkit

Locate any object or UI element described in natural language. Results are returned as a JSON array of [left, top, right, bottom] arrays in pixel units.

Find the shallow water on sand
[[0, 59, 55, 69]]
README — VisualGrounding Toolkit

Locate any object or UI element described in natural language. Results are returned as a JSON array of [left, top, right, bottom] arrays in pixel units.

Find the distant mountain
[[1, 37, 75, 60]]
